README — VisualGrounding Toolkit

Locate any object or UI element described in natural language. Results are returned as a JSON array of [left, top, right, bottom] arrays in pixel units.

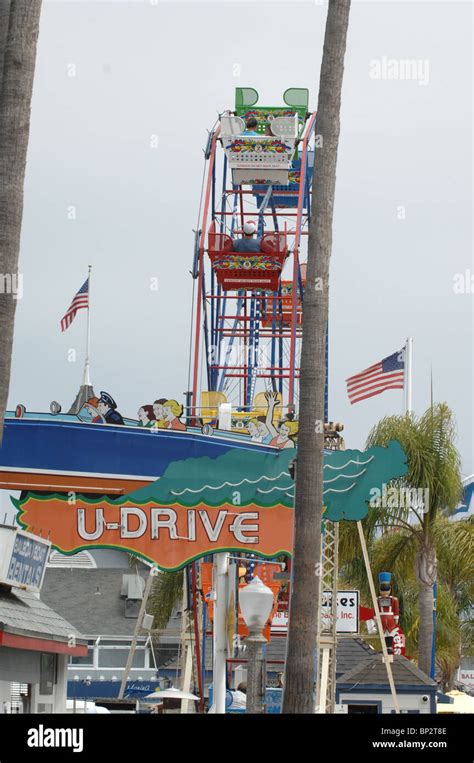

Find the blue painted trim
[[337, 684, 437, 695]]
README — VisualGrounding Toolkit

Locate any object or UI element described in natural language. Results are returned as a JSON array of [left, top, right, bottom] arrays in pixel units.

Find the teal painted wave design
[[123, 440, 407, 522]]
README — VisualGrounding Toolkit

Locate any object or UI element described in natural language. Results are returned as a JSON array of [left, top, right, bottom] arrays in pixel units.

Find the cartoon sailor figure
[[97, 391, 124, 425]]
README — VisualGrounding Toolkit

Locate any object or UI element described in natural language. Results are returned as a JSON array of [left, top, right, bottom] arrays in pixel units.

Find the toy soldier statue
[[377, 572, 400, 655]]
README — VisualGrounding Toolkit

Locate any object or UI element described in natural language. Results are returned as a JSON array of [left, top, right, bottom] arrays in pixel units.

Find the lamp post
[[239, 576, 275, 714]]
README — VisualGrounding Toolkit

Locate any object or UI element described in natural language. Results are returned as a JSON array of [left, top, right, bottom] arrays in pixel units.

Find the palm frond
[[147, 569, 184, 631]]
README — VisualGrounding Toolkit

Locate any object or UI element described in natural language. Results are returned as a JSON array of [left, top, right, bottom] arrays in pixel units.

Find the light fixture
[[238, 575, 275, 714], [239, 576, 274, 633]]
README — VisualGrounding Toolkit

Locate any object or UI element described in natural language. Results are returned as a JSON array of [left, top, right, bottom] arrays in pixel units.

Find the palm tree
[[340, 515, 473, 688], [339, 403, 464, 676], [0, 1, 42, 441], [282, 0, 351, 713]]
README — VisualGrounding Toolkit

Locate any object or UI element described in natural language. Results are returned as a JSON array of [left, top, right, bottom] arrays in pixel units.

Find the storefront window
[[98, 648, 145, 668], [70, 647, 94, 666]]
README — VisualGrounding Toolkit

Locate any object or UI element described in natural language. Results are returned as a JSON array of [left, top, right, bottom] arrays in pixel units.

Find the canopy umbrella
[[66, 700, 111, 714], [438, 690, 474, 713], [144, 687, 199, 702]]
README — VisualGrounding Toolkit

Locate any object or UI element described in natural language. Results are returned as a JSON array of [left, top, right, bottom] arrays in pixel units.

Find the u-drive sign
[[322, 590, 359, 634]]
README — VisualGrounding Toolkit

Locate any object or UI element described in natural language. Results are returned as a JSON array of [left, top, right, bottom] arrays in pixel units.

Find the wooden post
[[357, 522, 400, 714], [118, 567, 157, 699]]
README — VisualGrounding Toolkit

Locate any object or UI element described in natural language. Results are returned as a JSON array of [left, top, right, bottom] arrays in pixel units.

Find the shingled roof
[[41, 568, 182, 641], [0, 586, 86, 646], [337, 654, 437, 688], [336, 637, 376, 675]]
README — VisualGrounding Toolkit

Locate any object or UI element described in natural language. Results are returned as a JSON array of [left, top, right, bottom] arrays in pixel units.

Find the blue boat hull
[[0, 415, 278, 495]]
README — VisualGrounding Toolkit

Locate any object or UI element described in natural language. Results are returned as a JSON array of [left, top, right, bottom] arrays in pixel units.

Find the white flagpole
[[82, 265, 92, 386], [404, 337, 413, 414]]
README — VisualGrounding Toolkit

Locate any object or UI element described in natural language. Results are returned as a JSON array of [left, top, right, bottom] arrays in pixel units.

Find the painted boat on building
[[0, 411, 278, 496]]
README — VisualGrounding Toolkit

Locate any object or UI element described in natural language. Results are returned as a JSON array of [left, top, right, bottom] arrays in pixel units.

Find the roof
[[41, 568, 147, 637], [0, 585, 86, 645], [41, 567, 182, 640], [336, 638, 376, 674], [337, 654, 437, 689]]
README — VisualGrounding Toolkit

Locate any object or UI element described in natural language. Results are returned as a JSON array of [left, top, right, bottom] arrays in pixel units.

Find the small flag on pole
[[346, 348, 405, 405], [60, 278, 89, 332]]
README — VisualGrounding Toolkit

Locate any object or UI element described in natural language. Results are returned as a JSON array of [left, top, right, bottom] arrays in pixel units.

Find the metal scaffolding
[[315, 519, 339, 713]]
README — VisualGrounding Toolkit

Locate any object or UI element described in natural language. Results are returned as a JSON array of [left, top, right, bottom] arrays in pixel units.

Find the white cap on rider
[[243, 221, 256, 235]]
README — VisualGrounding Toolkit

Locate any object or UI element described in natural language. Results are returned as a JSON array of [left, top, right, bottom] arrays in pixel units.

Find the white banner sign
[[271, 590, 360, 635], [321, 590, 359, 634], [458, 666, 474, 691], [0, 526, 51, 593]]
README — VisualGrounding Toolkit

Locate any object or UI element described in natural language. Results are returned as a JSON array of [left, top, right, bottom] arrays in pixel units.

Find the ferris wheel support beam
[[191, 128, 219, 415], [213, 158, 229, 389], [288, 112, 317, 409]]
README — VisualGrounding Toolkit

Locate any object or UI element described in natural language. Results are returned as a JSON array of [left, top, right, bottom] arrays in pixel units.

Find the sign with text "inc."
[[271, 590, 360, 634], [321, 590, 360, 634]]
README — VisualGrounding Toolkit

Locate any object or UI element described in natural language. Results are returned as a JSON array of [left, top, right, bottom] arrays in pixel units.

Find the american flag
[[60, 278, 89, 331], [346, 349, 405, 405]]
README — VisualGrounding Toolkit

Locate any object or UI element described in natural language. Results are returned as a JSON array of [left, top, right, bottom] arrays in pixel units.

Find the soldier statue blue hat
[[379, 571, 392, 593], [99, 391, 117, 409]]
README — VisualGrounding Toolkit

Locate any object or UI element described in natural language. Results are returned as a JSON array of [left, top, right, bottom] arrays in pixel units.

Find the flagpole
[[82, 265, 92, 386], [404, 337, 413, 414]]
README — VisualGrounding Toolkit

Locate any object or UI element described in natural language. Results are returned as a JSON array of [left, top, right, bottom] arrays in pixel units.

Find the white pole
[[317, 648, 330, 714], [209, 407, 232, 714], [82, 264, 92, 386], [404, 337, 413, 414], [357, 522, 400, 714], [209, 552, 229, 714]]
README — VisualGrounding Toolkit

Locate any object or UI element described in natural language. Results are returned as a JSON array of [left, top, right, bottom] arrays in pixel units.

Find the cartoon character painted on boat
[[247, 416, 273, 445], [264, 391, 297, 449], [97, 392, 124, 425], [137, 405, 156, 428], [162, 399, 187, 431], [152, 399, 168, 428]]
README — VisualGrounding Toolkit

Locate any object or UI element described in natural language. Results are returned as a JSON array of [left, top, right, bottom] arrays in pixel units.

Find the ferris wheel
[[189, 87, 326, 432]]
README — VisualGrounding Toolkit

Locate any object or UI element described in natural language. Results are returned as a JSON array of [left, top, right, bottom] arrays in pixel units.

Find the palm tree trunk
[[282, 0, 351, 714], [0, 1, 12, 92], [416, 538, 437, 675], [0, 0, 42, 441]]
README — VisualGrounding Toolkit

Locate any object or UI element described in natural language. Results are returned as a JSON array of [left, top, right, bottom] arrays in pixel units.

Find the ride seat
[[201, 391, 228, 425], [270, 114, 299, 139], [260, 232, 288, 255], [220, 114, 245, 138]]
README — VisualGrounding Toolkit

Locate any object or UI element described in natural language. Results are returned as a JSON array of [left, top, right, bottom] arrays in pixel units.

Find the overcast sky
[[5, 0, 472, 499]]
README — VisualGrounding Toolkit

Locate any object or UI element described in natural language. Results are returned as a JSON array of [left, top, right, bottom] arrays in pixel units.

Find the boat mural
[[0, 408, 283, 496]]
